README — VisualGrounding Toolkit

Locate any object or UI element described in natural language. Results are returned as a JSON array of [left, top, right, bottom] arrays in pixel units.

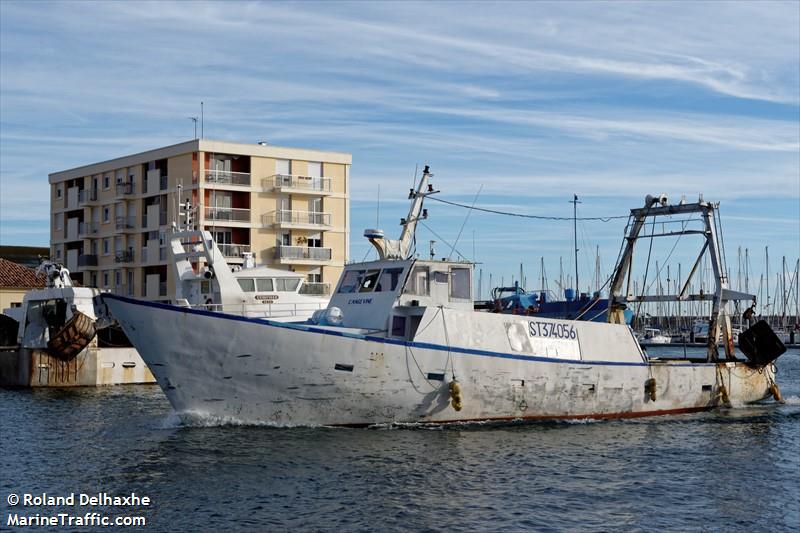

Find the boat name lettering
[[528, 321, 577, 340], [255, 294, 279, 301], [347, 298, 373, 305]]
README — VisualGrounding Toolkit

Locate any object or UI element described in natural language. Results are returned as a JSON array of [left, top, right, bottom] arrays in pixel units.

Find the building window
[[276, 159, 291, 176], [103, 272, 109, 287], [103, 207, 110, 223], [55, 248, 62, 259], [307, 233, 322, 248], [103, 239, 110, 255], [103, 175, 110, 189], [56, 186, 62, 198], [307, 161, 322, 178], [115, 271, 122, 286]]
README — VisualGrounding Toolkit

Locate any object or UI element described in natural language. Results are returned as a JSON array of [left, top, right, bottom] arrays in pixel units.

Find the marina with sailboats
[[469, 198, 799, 348]]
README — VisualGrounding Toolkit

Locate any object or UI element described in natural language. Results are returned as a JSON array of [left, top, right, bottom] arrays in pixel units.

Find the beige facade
[[49, 139, 351, 301], [1, 288, 29, 312]]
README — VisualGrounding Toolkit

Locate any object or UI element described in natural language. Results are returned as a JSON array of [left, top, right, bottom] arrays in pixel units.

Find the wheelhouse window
[[404, 266, 429, 296], [359, 269, 381, 293], [378, 268, 404, 292], [338, 269, 364, 294], [275, 278, 300, 292], [237, 278, 255, 292], [450, 267, 471, 300], [256, 278, 274, 292]]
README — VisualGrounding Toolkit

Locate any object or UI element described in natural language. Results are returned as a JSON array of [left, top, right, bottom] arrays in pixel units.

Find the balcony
[[204, 169, 251, 187], [78, 221, 98, 236], [300, 282, 331, 296], [276, 245, 332, 264], [77, 254, 98, 267], [218, 243, 252, 258], [115, 182, 135, 197], [115, 216, 136, 231], [204, 206, 251, 223], [263, 210, 332, 229], [114, 250, 134, 263], [268, 174, 332, 195], [78, 189, 98, 205]]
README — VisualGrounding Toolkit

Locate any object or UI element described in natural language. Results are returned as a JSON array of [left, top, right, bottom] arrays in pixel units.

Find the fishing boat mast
[[607, 194, 755, 361], [365, 166, 438, 260]]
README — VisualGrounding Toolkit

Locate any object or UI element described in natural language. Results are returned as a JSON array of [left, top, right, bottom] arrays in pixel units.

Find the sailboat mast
[[766, 246, 770, 321], [745, 248, 750, 293], [571, 194, 580, 293]]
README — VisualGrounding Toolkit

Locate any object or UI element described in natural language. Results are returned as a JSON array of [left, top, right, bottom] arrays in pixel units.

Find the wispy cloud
[[1, 0, 797, 282]]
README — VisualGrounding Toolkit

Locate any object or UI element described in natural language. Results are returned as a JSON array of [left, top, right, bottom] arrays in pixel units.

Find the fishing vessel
[[100, 168, 786, 426], [0, 261, 153, 387]]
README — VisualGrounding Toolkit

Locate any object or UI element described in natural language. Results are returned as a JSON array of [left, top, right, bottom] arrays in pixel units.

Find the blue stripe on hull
[[101, 294, 709, 369]]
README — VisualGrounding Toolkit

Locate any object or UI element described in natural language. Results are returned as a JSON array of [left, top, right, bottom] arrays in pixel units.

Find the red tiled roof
[[0, 258, 46, 289]]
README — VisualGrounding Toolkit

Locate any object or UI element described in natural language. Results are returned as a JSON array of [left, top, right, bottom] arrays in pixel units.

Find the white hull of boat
[[103, 294, 775, 426]]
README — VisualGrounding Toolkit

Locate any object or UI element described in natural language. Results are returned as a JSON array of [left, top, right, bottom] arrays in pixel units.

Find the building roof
[[0, 258, 46, 289], [49, 138, 352, 182], [0, 245, 50, 269]]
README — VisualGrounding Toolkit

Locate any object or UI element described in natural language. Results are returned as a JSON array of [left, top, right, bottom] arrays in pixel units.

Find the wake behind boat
[[100, 167, 787, 426]]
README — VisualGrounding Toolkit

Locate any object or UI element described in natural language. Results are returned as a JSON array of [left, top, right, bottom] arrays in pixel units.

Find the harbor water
[[1, 347, 798, 531]]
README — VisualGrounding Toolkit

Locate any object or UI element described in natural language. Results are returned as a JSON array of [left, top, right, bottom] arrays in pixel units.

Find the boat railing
[[191, 301, 327, 318]]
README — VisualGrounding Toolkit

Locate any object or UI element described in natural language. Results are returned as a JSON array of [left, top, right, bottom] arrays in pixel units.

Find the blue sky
[[1, 1, 798, 300]]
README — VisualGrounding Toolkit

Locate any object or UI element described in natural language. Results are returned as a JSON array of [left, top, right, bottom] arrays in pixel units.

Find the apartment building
[[49, 139, 351, 301]]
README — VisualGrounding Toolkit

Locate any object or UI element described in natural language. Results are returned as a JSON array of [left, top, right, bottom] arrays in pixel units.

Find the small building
[[0, 258, 45, 311]]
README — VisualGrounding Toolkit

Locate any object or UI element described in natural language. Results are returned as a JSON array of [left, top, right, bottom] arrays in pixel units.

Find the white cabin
[[328, 258, 473, 333], [170, 230, 327, 319]]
